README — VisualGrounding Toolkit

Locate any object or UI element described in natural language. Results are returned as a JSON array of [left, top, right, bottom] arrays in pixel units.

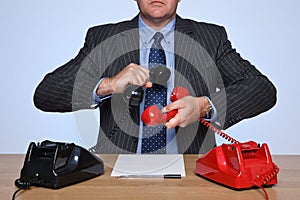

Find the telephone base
[[16, 140, 104, 189], [195, 141, 278, 189]]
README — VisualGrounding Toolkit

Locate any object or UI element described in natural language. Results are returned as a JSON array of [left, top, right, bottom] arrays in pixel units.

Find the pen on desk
[[118, 174, 181, 179]]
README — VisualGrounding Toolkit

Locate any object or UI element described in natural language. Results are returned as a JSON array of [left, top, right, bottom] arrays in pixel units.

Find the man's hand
[[96, 63, 152, 96], [162, 96, 210, 129]]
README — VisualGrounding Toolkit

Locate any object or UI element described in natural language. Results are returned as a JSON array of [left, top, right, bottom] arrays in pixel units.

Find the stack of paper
[[111, 154, 186, 177]]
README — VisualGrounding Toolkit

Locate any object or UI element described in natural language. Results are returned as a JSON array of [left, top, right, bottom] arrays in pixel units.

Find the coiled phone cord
[[89, 111, 130, 153], [199, 117, 280, 200], [254, 163, 280, 200], [199, 118, 240, 144]]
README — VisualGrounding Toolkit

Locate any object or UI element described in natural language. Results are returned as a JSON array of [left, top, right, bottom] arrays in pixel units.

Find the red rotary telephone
[[141, 86, 279, 199]]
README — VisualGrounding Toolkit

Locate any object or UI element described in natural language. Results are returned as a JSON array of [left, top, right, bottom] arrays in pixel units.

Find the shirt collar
[[138, 15, 175, 46]]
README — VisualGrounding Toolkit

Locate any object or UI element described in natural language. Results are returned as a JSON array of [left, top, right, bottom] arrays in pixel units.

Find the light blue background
[[1, 0, 299, 154]]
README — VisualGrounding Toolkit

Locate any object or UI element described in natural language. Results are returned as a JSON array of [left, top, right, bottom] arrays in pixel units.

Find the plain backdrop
[[1, 0, 299, 154]]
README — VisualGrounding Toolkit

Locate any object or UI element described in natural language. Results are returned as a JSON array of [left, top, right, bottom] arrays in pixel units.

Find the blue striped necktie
[[141, 32, 167, 154]]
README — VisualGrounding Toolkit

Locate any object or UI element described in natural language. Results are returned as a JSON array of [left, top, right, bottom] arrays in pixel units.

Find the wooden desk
[[1, 154, 299, 200]]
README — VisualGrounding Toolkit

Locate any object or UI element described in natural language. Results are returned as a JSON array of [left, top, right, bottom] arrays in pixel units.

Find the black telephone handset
[[123, 65, 171, 107], [89, 65, 171, 152]]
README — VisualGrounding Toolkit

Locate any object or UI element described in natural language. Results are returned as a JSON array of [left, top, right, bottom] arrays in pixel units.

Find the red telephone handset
[[141, 86, 189, 126], [141, 86, 279, 200]]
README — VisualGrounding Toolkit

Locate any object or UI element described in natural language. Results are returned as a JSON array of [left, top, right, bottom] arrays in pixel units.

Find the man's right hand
[[96, 63, 152, 97]]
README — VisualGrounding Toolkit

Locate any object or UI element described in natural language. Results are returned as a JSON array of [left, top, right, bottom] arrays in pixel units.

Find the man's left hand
[[162, 96, 210, 129]]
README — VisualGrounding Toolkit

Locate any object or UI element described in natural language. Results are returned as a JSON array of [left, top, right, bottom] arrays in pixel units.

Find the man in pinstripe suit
[[34, 0, 277, 154]]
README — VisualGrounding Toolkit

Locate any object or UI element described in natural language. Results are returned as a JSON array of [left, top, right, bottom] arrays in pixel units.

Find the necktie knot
[[152, 32, 164, 46], [149, 32, 166, 68]]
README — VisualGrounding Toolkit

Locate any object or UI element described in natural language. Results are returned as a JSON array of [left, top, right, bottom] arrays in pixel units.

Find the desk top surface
[[1, 154, 300, 200]]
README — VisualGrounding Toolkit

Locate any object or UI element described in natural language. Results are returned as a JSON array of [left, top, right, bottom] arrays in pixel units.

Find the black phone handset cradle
[[13, 140, 104, 199]]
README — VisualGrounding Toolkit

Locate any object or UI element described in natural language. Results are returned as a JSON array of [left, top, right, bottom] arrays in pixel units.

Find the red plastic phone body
[[195, 141, 278, 189], [141, 86, 279, 190]]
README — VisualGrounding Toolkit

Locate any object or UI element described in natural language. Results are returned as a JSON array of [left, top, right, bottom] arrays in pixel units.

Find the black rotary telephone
[[15, 140, 104, 190]]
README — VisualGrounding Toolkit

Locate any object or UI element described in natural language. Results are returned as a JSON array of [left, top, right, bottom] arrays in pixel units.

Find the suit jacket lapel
[[174, 15, 196, 91], [117, 15, 140, 65], [175, 15, 194, 35]]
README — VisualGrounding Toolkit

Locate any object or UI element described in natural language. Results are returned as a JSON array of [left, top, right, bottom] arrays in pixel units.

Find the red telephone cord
[[199, 118, 280, 200], [199, 118, 240, 144]]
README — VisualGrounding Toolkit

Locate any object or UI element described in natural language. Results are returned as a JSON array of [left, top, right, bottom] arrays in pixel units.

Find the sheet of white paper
[[111, 154, 186, 177]]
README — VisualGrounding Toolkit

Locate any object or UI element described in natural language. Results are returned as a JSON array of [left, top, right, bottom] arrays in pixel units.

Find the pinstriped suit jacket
[[34, 15, 276, 154]]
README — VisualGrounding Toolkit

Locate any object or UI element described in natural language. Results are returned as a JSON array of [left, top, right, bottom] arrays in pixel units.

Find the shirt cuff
[[203, 96, 218, 122], [91, 78, 112, 108]]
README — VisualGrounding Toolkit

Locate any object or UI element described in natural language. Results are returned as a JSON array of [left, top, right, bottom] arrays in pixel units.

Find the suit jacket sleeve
[[33, 27, 103, 112], [211, 26, 277, 129]]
